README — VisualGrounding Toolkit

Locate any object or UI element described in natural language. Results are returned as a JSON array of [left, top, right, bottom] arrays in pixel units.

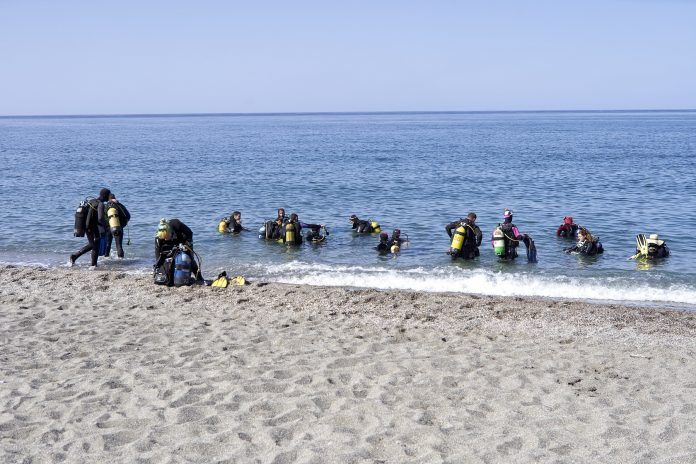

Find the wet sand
[[1, 264, 695, 463]]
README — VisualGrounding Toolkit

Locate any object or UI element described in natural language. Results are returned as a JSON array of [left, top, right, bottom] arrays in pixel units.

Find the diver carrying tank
[[493, 227, 506, 257]]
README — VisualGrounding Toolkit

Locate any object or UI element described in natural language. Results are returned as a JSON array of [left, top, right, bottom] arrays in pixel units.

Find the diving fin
[[211, 271, 229, 288], [525, 236, 537, 263]]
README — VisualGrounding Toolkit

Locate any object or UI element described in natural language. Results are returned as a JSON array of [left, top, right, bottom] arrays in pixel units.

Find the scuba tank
[[73, 200, 89, 237], [107, 204, 121, 232], [370, 221, 381, 233], [218, 218, 228, 233], [493, 226, 506, 257], [173, 247, 193, 286], [449, 225, 467, 256], [285, 223, 296, 245]]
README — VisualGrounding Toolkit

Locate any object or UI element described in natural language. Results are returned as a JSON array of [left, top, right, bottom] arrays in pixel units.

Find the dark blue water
[[1, 112, 695, 305]]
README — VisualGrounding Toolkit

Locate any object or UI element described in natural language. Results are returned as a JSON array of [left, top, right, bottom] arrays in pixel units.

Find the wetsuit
[[446, 219, 483, 259], [565, 239, 603, 255], [154, 219, 202, 281], [224, 217, 244, 234], [498, 221, 524, 260], [556, 223, 579, 238], [352, 219, 374, 233], [286, 221, 321, 245], [104, 201, 131, 258], [71, 193, 109, 266]]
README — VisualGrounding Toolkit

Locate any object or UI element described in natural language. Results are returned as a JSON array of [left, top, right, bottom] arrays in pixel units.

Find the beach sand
[[1, 264, 695, 463]]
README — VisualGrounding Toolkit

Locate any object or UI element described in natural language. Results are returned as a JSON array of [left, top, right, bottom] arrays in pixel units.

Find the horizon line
[[1, 108, 695, 119]]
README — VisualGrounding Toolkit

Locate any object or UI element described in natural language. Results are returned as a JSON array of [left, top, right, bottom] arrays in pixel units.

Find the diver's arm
[[445, 222, 457, 238]]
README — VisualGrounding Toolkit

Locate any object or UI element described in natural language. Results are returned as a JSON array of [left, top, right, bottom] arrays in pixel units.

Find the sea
[[1, 111, 695, 308]]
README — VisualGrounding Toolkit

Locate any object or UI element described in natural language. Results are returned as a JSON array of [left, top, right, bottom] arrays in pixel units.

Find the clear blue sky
[[1, 0, 694, 115]]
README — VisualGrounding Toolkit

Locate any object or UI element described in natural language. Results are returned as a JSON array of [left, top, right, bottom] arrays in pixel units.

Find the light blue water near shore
[[1, 111, 695, 306]]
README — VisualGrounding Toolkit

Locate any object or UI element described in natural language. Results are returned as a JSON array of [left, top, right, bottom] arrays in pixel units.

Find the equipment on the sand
[[211, 271, 247, 288], [173, 247, 193, 286], [154, 256, 175, 285]]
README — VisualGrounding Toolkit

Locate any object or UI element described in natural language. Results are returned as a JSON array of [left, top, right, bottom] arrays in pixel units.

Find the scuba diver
[[154, 218, 204, 285], [349, 214, 381, 234], [376, 229, 407, 254], [70, 187, 111, 268], [556, 216, 579, 238], [218, 211, 246, 234], [446, 212, 483, 260], [630, 234, 670, 260], [491, 209, 537, 262], [104, 193, 131, 259], [564, 227, 604, 256], [261, 208, 289, 241], [284, 213, 326, 245]]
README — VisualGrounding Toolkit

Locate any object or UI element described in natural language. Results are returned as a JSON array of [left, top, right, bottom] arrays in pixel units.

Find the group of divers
[[70, 188, 671, 287]]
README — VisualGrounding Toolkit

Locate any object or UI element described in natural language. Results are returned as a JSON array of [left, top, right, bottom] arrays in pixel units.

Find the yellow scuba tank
[[391, 244, 400, 254], [107, 206, 121, 229], [285, 223, 295, 245], [371, 221, 381, 233], [450, 225, 466, 252], [493, 226, 506, 256], [218, 218, 227, 233]]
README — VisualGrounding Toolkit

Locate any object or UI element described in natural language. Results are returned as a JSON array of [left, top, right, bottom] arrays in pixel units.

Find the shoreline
[[2, 265, 695, 462]]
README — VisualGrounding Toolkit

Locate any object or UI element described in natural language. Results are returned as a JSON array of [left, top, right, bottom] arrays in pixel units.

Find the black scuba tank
[[74, 200, 89, 237]]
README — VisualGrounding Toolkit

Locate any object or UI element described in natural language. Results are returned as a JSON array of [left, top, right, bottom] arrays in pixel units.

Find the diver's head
[[277, 208, 285, 219], [99, 188, 111, 202], [232, 211, 241, 221], [503, 209, 513, 224], [467, 212, 477, 223], [564, 216, 573, 225], [156, 218, 172, 241], [349, 214, 358, 224], [379, 232, 389, 243], [392, 228, 401, 240], [290, 213, 298, 223]]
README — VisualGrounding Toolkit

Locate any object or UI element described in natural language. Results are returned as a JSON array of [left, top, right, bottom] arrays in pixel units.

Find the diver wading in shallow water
[[376, 229, 408, 254], [349, 214, 381, 234], [556, 216, 579, 239], [491, 209, 537, 262], [104, 193, 131, 259], [630, 234, 669, 260], [153, 218, 204, 285], [285, 213, 327, 245], [219, 211, 246, 234], [446, 212, 482, 260], [564, 227, 603, 256], [70, 188, 111, 268]]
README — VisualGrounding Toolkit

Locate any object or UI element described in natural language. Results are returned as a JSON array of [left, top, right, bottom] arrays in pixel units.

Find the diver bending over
[[446, 212, 482, 259], [154, 218, 204, 282]]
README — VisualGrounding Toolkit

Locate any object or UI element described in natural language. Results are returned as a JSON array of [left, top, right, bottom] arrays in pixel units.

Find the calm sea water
[[1, 111, 695, 306]]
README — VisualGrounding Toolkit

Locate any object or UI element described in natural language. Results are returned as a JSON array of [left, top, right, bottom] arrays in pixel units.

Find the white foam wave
[[263, 262, 696, 306]]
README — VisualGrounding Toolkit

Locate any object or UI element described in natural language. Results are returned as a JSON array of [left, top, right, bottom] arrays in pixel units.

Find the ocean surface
[[1, 111, 695, 307]]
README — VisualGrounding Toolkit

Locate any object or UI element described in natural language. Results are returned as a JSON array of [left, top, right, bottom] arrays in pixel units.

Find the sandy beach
[[1, 264, 695, 463]]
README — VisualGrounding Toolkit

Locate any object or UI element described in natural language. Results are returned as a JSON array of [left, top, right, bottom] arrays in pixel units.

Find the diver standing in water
[[446, 212, 483, 260], [219, 211, 246, 234], [491, 209, 537, 262], [285, 213, 324, 245], [564, 227, 603, 255], [104, 193, 131, 259], [556, 216, 579, 238], [70, 188, 110, 268]]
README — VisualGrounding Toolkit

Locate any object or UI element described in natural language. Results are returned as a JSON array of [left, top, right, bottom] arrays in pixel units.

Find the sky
[[1, 0, 695, 115]]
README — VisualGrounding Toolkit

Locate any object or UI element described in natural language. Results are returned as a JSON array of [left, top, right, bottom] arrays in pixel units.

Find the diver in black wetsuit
[[104, 193, 131, 259], [69, 188, 110, 267], [221, 211, 245, 234], [564, 228, 603, 256], [286, 213, 323, 244], [154, 218, 203, 282], [446, 212, 483, 260], [349, 214, 379, 233]]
